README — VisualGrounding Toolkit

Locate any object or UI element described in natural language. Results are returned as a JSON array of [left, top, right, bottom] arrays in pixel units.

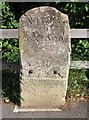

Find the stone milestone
[[19, 6, 71, 109]]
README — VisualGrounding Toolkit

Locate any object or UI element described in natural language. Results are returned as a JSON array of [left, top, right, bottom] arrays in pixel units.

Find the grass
[[67, 69, 89, 99]]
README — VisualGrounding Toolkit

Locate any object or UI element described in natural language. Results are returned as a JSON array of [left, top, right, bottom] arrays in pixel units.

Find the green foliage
[[56, 2, 89, 61], [2, 38, 19, 62], [57, 2, 89, 28], [2, 2, 19, 62], [71, 39, 89, 60], [1, 2, 18, 29], [58, 2, 89, 61], [68, 69, 89, 98]]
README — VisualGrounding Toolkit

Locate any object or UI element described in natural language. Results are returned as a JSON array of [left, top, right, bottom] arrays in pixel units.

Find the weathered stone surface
[[19, 6, 71, 109]]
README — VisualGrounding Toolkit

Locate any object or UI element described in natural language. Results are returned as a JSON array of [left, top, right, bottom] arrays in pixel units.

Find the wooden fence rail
[[0, 61, 89, 71], [0, 29, 89, 70], [0, 29, 89, 38]]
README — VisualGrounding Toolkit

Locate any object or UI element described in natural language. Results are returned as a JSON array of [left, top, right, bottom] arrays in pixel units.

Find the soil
[[60, 96, 88, 110]]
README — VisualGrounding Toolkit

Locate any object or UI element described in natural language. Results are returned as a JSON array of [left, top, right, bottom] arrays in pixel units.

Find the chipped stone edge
[[13, 105, 20, 113], [13, 105, 62, 113]]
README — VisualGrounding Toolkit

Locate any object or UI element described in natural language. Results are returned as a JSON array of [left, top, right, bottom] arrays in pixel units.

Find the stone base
[[13, 105, 61, 112], [20, 78, 67, 109]]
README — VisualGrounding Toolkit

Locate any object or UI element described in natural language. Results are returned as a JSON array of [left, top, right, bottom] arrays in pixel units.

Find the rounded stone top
[[20, 6, 68, 22]]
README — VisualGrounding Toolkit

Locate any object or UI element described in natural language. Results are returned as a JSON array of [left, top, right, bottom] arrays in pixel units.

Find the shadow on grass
[[86, 69, 89, 79], [85, 69, 89, 91], [2, 70, 21, 106]]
